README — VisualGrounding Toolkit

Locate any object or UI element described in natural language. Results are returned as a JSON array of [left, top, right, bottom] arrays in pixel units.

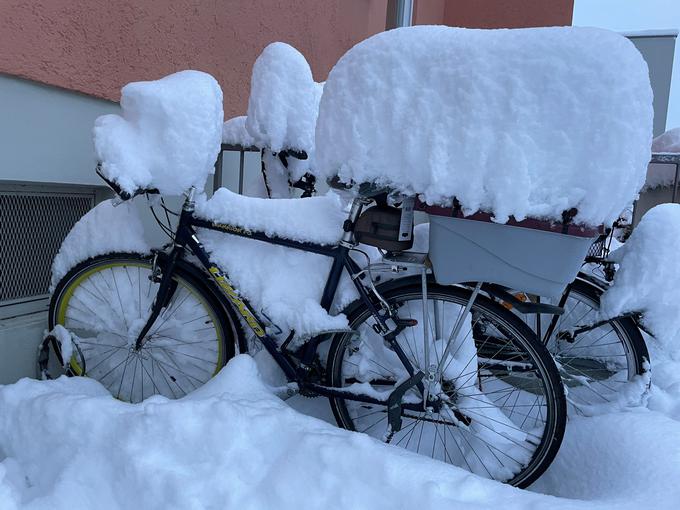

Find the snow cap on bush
[[94, 70, 224, 196], [316, 26, 653, 226]]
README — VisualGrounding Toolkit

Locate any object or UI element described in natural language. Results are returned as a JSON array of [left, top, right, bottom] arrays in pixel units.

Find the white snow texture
[[50, 199, 150, 291], [94, 70, 223, 196], [195, 188, 355, 336], [315, 25, 653, 225], [601, 203, 680, 354], [652, 127, 680, 153], [222, 115, 256, 147], [246, 43, 323, 158]]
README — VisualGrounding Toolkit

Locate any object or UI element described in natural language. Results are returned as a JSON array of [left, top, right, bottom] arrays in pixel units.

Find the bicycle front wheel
[[49, 253, 240, 403], [327, 281, 566, 488]]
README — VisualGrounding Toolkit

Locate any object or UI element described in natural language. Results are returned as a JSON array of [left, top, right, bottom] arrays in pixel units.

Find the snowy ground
[[0, 349, 679, 510]]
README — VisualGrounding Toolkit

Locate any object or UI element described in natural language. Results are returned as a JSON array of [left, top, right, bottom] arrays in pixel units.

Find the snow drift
[[315, 26, 653, 225], [94, 70, 223, 196], [2, 356, 680, 509]]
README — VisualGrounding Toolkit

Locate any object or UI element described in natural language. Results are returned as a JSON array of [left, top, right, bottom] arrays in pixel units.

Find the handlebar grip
[[96, 164, 159, 201]]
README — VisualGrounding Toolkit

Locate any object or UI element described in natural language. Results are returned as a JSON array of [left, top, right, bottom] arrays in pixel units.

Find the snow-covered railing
[[648, 152, 680, 203]]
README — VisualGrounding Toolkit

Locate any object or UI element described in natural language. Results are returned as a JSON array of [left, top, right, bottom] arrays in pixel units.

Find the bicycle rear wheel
[[49, 253, 242, 403], [327, 281, 566, 488]]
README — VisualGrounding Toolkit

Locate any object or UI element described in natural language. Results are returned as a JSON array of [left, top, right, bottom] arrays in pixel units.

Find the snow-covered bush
[[94, 70, 223, 196], [316, 26, 653, 225]]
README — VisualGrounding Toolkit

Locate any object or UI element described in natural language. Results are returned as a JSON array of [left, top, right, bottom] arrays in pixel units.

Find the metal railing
[[214, 143, 260, 194]]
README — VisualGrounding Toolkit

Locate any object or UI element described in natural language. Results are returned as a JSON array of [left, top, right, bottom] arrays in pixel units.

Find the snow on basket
[[94, 70, 223, 196], [316, 26, 652, 297], [316, 26, 653, 227]]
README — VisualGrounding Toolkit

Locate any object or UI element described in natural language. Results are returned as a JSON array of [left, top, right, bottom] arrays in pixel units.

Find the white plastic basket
[[426, 210, 597, 298]]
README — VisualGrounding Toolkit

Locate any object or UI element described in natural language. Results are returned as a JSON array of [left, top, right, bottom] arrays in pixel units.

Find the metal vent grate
[[0, 191, 94, 303]]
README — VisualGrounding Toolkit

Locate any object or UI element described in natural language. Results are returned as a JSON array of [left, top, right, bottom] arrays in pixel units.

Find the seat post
[[341, 197, 367, 244]]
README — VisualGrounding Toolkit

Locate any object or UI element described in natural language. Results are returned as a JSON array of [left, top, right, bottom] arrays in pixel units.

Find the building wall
[[0, 0, 388, 118], [414, 0, 574, 28]]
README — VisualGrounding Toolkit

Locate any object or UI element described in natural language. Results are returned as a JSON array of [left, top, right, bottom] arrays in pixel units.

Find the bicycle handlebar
[[96, 164, 159, 202]]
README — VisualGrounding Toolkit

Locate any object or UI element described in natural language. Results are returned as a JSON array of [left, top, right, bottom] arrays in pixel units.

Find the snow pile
[[601, 204, 680, 420], [94, 70, 223, 196], [195, 187, 346, 244], [222, 115, 256, 147], [2, 356, 680, 509], [652, 127, 680, 153], [316, 26, 653, 225], [50, 199, 150, 290], [533, 410, 680, 507], [195, 189, 355, 336], [601, 204, 680, 353], [246, 43, 323, 180]]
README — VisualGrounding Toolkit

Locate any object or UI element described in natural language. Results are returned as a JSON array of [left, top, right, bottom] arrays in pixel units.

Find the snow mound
[[195, 188, 355, 337], [94, 70, 223, 196], [222, 115, 256, 147], [315, 26, 653, 225], [246, 43, 323, 158], [601, 203, 680, 354], [0, 356, 608, 510], [50, 199, 150, 290], [652, 127, 680, 153]]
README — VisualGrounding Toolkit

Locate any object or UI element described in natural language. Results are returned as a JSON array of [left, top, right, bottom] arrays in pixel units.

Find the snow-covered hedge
[[94, 70, 223, 196], [315, 26, 653, 225]]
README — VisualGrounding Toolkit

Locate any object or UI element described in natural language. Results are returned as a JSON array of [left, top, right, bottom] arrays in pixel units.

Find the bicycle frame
[[140, 190, 430, 415]]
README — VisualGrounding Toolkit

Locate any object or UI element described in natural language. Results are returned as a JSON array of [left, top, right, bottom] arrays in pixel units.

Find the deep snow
[[1, 355, 680, 509], [315, 26, 653, 225]]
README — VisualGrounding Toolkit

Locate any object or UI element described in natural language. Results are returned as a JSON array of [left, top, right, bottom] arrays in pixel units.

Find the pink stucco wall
[[414, 0, 574, 29], [0, 0, 388, 117], [1, 0, 574, 116]]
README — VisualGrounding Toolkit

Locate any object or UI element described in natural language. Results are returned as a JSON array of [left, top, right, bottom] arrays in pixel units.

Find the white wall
[[0, 75, 120, 383]]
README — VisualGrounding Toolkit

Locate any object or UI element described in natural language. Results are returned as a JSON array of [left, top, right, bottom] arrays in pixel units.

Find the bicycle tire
[[327, 280, 566, 488], [48, 253, 244, 402], [535, 275, 650, 409]]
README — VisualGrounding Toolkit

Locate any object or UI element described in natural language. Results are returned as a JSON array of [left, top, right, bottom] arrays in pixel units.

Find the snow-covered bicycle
[[46, 169, 567, 488]]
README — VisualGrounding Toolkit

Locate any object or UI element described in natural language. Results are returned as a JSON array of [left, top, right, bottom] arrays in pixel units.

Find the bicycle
[[45, 167, 567, 488], [254, 159, 650, 411]]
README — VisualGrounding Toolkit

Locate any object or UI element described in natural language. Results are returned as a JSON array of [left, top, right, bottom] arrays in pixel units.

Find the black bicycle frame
[[145, 197, 427, 411]]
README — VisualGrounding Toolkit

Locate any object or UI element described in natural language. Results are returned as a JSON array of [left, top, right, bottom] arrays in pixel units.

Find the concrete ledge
[[0, 311, 46, 385]]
